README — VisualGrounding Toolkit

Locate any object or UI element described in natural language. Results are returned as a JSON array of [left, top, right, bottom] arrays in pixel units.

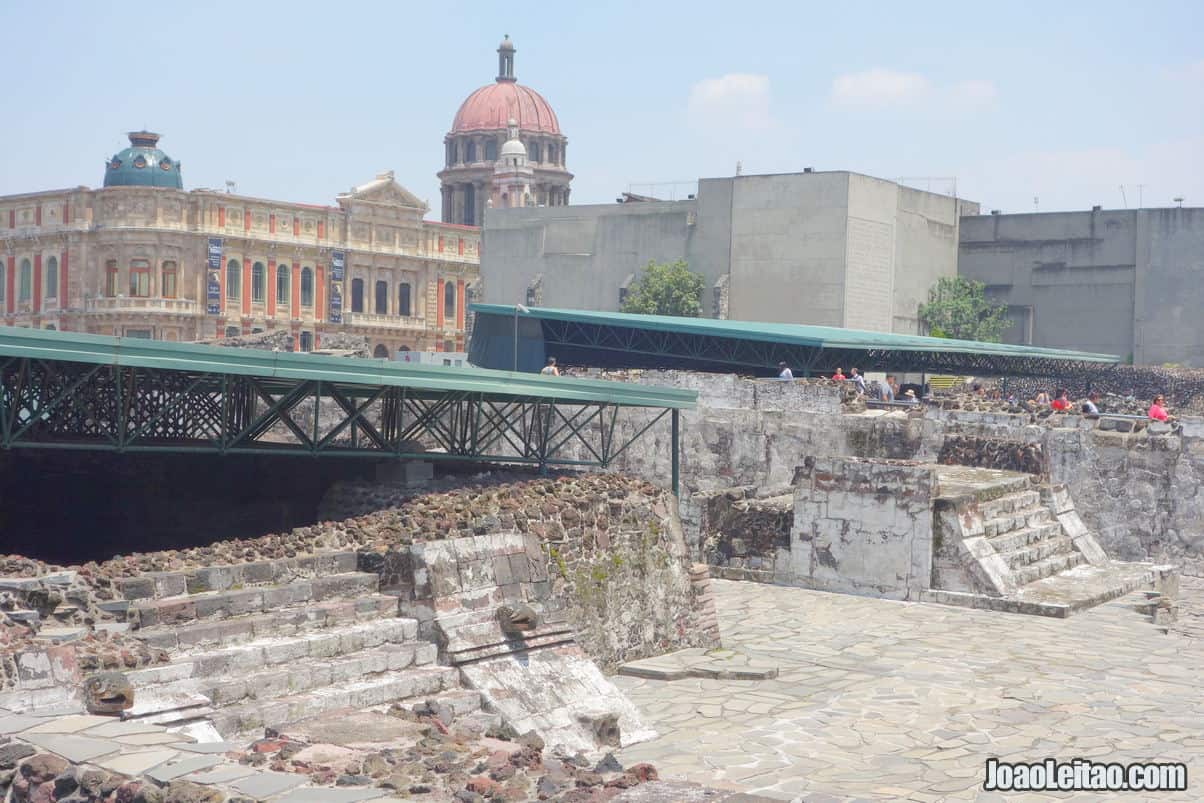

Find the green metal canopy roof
[[472, 305, 1118, 363], [0, 326, 696, 409]]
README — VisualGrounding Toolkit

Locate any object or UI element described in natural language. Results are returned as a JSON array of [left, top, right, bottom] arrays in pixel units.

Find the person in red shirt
[[832, 367, 846, 381], [1050, 389, 1071, 411], [1149, 395, 1169, 422]]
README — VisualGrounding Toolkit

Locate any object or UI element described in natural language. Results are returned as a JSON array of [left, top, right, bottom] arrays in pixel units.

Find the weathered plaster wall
[[786, 457, 934, 599]]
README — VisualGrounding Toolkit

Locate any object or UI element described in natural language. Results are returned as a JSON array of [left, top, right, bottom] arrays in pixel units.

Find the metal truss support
[[537, 319, 1117, 378], [0, 358, 669, 470]]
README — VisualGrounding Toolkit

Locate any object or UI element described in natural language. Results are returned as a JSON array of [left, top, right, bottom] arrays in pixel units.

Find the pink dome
[[451, 82, 561, 136]]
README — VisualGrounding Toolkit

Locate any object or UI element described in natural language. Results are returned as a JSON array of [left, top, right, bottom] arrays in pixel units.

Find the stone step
[[207, 665, 458, 738], [987, 521, 1063, 553], [979, 490, 1041, 521], [981, 504, 1051, 537], [133, 594, 399, 651], [202, 642, 438, 706], [129, 572, 381, 628], [1011, 552, 1087, 586], [117, 551, 362, 601], [999, 536, 1077, 569], [124, 617, 420, 688]]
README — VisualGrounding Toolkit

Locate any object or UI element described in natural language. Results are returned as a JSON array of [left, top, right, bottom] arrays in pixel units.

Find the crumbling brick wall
[[938, 436, 1047, 476], [696, 487, 793, 582]]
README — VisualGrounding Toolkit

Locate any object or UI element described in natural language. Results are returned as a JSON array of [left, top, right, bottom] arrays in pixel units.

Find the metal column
[[671, 408, 680, 497]]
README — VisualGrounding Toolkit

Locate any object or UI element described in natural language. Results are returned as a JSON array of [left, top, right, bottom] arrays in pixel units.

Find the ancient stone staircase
[[112, 550, 464, 738], [975, 484, 1086, 587], [929, 467, 1160, 615]]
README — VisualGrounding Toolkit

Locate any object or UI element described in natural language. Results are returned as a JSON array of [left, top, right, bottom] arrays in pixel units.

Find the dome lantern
[[497, 34, 516, 82], [103, 131, 183, 189]]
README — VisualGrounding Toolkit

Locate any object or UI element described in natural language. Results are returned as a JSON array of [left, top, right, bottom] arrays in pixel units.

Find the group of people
[[776, 363, 917, 403], [1016, 385, 1171, 421]]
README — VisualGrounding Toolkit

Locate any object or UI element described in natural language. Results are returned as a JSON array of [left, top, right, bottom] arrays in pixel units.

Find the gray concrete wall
[[480, 200, 695, 310], [959, 207, 1204, 366], [481, 171, 970, 332], [1135, 208, 1204, 366], [722, 173, 850, 328], [891, 191, 978, 334]]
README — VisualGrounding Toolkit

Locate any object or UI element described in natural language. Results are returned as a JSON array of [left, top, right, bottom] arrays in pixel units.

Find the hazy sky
[[2, 0, 1201, 215]]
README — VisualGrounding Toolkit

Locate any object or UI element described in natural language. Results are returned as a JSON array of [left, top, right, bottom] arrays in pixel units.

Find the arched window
[[375, 280, 388, 314], [45, 257, 58, 300], [398, 282, 411, 317], [444, 280, 456, 322], [300, 267, 314, 307], [466, 140, 477, 162], [548, 144, 558, 165], [18, 259, 32, 302], [351, 278, 364, 312], [129, 259, 150, 297], [161, 261, 177, 299], [484, 139, 497, 161], [251, 262, 265, 302], [104, 260, 118, 297], [276, 264, 290, 306], [373, 344, 389, 358], [398, 345, 411, 352], [446, 142, 454, 167], [528, 142, 540, 163], [299, 331, 313, 352], [226, 259, 241, 300]]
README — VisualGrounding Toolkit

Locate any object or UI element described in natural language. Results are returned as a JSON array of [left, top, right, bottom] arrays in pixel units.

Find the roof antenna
[[1119, 185, 1127, 208], [735, 161, 743, 176]]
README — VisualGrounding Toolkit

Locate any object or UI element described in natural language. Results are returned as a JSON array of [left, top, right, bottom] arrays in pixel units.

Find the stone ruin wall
[[321, 473, 718, 672], [0, 473, 715, 698], [569, 370, 1204, 577]]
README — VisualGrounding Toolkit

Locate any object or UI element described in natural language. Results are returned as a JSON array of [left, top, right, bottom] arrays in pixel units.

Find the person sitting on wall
[[850, 367, 866, 395], [1149, 394, 1169, 422], [777, 361, 794, 381], [831, 367, 846, 381], [901, 389, 918, 405], [1050, 389, 1072, 411], [1081, 391, 1101, 418], [540, 357, 560, 376], [1035, 389, 1051, 406]]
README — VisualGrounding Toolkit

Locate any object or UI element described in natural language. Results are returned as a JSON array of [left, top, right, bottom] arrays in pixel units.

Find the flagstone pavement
[[614, 580, 1204, 802]]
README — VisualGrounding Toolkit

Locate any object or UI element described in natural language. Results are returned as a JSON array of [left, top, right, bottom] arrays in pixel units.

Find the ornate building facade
[[439, 36, 572, 226], [0, 132, 479, 356]]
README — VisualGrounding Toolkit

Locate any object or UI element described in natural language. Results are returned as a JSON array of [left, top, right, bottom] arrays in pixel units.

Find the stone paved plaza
[[614, 580, 1203, 801]]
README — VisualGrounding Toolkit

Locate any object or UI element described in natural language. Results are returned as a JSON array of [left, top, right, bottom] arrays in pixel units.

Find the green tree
[[620, 260, 705, 317], [919, 277, 1010, 342]]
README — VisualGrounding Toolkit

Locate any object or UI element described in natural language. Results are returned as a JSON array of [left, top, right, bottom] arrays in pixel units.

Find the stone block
[[195, 589, 263, 619], [492, 555, 515, 586], [306, 633, 343, 659], [265, 580, 315, 609], [146, 572, 187, 598], [241, 560, 278, 585], [118, 577, 156, 600]]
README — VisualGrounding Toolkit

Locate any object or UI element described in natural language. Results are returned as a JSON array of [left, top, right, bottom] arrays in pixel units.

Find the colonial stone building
[[0, 132, 479, 356], [439, 36, 572, 226]]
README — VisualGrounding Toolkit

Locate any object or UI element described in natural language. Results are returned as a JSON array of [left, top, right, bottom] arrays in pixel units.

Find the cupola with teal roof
[[103, 131, 182, 188]]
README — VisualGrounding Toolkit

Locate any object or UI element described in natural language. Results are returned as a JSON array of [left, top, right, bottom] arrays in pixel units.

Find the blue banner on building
[[328, 250, 345, 323], [206, 237, 222, 315]]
